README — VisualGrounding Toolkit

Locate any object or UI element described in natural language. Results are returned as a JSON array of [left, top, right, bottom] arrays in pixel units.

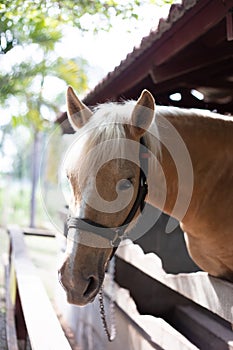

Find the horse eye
[[117, 179, 133, 191]]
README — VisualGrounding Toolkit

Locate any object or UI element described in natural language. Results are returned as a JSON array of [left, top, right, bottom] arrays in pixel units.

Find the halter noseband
[[66, 137, 149, 255]]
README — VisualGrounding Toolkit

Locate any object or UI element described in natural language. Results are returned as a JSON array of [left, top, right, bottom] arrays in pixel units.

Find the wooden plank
[[173, 305, 233, 350], [22, 227, 55, 237], [117, 241, 233, 324], [3, 254, 19, 350], [8, 225, 72, 350], [103, 274, 199, 350], [150, 43, 233, 84]]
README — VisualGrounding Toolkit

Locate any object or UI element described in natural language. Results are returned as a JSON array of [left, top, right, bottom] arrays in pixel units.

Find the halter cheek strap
[[66, 137, 149, 254]]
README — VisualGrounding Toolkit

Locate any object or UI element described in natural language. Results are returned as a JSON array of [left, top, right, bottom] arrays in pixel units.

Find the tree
[[0, 12, 89, 226], [0, 0, 175, 53], [0, 0, 145, 53], [1, 51, 89, 226], [0, 0, 175, 227]]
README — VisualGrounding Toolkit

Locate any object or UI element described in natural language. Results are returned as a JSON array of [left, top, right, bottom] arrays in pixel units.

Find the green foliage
[[0, 55, 88, 131], [50, 57, 88, 91], [0, 0, 145, 52], [0, 0, 89, 226], [0, 2, 60, 53], [0, 0, 175, 52]]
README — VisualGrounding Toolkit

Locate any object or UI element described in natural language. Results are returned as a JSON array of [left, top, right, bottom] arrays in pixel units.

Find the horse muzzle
[[58, 258, 103, 306]]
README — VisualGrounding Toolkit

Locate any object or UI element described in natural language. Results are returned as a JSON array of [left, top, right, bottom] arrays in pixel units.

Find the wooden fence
[[56, 233, 233, 349], [4, 226, 72, 350], [4, 225, 233, 349]]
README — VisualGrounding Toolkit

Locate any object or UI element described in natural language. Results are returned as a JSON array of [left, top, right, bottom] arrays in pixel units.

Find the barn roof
[[83, 0, 233, 110], [58, 0, 233, 133]]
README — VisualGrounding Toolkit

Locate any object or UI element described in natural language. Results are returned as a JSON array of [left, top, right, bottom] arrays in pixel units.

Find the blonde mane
[[64, 100, 160, 178], [64, 100, 233, 179]]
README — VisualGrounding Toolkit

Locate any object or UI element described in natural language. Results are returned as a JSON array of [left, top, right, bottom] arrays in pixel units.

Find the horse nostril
[[84, 276, 98, 298]]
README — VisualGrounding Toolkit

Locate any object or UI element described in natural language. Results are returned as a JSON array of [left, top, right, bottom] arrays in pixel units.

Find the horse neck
[[147, 107, 233, 221]]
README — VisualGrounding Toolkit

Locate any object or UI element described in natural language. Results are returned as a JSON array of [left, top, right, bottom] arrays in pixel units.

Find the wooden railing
[[4, 226, 72, 350], [115, 241, 233, 349]]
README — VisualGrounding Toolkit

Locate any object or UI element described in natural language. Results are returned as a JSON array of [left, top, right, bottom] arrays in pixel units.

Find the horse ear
[[66, 86, 93, 130], [130, 89, 155, 139]]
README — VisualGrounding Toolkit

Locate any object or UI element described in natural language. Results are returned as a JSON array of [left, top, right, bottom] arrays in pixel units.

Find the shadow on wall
[[135, 205, 200, 274]]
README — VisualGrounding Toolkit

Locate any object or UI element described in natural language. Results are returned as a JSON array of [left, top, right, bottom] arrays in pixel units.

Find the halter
[[66, 137, 149, 256]]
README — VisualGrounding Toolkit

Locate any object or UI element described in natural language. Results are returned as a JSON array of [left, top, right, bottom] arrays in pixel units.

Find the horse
[[59, 86, 233, 306]]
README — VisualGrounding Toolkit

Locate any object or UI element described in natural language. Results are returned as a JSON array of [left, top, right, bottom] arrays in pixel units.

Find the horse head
[[58, 87, 155, 305]]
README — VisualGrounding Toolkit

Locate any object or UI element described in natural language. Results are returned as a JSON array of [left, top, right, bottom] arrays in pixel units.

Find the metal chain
[[98, 256, 116, 342]]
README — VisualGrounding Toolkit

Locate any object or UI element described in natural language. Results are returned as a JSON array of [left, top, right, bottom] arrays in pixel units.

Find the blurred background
[[0, 5, 175, 345], [0, 0, 174, 230]]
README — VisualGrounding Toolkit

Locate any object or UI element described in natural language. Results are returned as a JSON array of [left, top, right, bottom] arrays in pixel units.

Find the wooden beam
[[147, 57, 233, 97], [116, 242, 233, 324], [3, 256, 19, 350], [7, 226, 72, 350], [22, 227, 56, 237], [172, 305, 233, 349], [103, 274, 199, 350], [151, 43, 233, 84]]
